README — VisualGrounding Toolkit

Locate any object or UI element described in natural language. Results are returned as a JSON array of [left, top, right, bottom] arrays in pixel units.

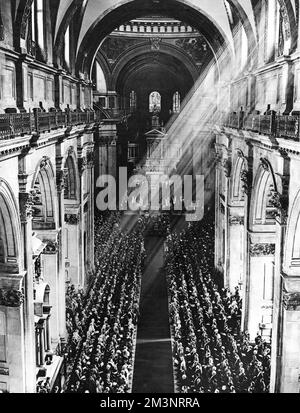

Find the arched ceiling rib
[[55, 0, 257, 59]]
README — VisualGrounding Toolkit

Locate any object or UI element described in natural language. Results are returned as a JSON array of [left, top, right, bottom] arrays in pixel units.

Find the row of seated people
[[165, 218, 271, 393], [64, 214, 144, 393], [66, 212, 122, 333]]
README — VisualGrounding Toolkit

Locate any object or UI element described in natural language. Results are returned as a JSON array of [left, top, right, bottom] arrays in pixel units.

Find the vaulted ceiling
[[52, 0, 297, 75]]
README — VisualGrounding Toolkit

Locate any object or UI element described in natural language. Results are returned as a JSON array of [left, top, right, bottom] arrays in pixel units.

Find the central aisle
[[132, 236, 174, 393]]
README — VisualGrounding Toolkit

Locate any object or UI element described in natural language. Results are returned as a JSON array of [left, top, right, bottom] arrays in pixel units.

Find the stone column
[[42, 241, 60, 347], [87, 149, 95, 273], [64, 214, 81, 286], [78, 157, 87, 288], [77, 80, 85, 111], [0, 276, 26, 393], [278, 278, 300, 393], [95, 121, 118, 180], [247, 74, 256, 113], [56, 179, 67, 344], [16, 55, 32, 112], [279, 58, 294, 114], [246, 243, 276, 341], [19, 192, 36, 393], [214, 144, 223, 272], [227, 214, 245, 293], [55, 69, 65, 111]]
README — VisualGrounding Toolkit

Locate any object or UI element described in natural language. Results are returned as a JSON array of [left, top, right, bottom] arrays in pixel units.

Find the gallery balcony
[[216, 110, 300, 142], [0, 110, 100, 141]]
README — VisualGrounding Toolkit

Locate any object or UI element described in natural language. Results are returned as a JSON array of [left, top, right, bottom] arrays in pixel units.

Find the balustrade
[[0, 110, 98, 141], [220, 111, 300, 141]]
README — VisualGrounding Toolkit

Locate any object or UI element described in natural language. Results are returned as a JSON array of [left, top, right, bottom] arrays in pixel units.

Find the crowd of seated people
[[64, 214, 144, 393], [137, 212, 171, 237], [165, 218, 271, 393]]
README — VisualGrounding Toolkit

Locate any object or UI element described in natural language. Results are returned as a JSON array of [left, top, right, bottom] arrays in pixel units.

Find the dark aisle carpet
[[132, 236, 174, 393]]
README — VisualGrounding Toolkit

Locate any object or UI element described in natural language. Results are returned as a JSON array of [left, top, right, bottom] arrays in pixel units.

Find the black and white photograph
[[0, 0, 299, 401]]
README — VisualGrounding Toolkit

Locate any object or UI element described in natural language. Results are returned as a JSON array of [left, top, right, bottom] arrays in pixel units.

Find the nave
[[59, 213, 271, 394]]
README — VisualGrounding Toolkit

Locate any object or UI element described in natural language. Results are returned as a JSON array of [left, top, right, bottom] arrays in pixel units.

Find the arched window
[[149, 91, 161, 113], [130, 91, 137, 110], [28, 0, 46, 60], [173, 91, 181, 113], [64, 25, 70, 68], [265, 0, 276, 62], [31, 0, 44, 50]]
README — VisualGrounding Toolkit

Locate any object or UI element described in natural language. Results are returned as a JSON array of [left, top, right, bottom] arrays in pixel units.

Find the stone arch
[[111, 41, 200, 91], [94, 50, 112, 90], [54, 0, 87, 67], [284, 189, 300, 275], [0, 179, 22, 273], [250, 159, 278, 227], [31, 157, 58, 230], [68, 0, 232, 76], [225, 0, 258, 63]]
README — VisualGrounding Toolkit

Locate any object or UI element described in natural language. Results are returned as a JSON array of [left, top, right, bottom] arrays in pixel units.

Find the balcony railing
[[217, 110, 300, 141], [0, 110, 99, 141]]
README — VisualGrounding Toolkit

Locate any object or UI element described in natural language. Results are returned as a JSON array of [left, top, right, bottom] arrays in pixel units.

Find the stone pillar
[[19, 192, 36, 393], [55, 70, 65, 111], [214, 144, 223, 272], [42, 242, 60, 347], [56, 183, 67, 344], [77, 80, 85, 111], [64, 214, 81, 286], [0, 275, 26, 393], [87, 149, 95, 272], [16, 55, 31, 112], [279, 59, 294, 114], [246, 243, 275, 341], [95, 121, 118, 180], [247, 74, 256, 113], [227, 215, 245, 292], [78, 157, 87, 288], [278, 278, 300, 393]]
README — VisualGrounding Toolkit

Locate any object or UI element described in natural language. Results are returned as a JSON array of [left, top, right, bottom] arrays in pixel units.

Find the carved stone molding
[[240, 170, 251, 194], [40, 156, 51, 171], [19, 191, 35, 222], [277, 0, 291, 39], [150, 37, 162, 51], [20, 0, 34, 39], [57, 169, 68, 192], [268, 190, 288, 223], [237, 149, 244, 158], [67, 146, 75, 156], [283, 291, 300, 311], [78, 157, 87, 175], [87, 151, 95, 169], [0, 289, 24, 307], [222, 159, 231, 178], [65, 214, 79, 225], [229, 216, 244, 226], [260, 158, 270, 171], [250, 243, 275, 257], [44, 241, 59, 255]]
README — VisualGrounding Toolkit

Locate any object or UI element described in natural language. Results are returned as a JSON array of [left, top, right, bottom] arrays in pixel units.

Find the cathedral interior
[[0, 0, 300, 395]]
